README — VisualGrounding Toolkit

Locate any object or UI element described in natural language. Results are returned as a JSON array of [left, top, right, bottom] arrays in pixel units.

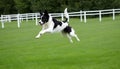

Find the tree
[[14, 0, 31, 13], [0, 0, 16, 15], [0, 0, 120, 14]]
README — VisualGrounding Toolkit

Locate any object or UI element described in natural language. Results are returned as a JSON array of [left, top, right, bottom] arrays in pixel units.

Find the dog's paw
[[35, 35, 40, 39], [77, 39, 80, 42]]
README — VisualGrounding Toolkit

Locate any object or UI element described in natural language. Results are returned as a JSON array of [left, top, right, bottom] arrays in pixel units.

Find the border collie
[[35, 8, 80, 43]]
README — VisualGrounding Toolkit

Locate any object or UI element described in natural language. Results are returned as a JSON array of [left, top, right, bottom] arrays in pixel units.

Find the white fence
[[1, 9, 120, 28]]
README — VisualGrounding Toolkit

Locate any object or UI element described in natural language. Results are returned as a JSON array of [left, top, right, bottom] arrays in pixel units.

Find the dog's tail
[[64, 8, 69, 22]]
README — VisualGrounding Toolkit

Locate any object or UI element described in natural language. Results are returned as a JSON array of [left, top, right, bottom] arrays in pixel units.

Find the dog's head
[[39, 10, 49, 25]]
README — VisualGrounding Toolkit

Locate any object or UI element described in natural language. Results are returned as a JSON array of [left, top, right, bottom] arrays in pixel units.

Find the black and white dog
[[35, 8, 80, 43]]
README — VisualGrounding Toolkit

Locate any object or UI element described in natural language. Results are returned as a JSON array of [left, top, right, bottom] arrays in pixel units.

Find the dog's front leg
[[35, 30, 42, 38], [35, 28, 52, 39], [35, 30, 47, 38], [40, 28, 53, 34], [35, 25, 46, 39]]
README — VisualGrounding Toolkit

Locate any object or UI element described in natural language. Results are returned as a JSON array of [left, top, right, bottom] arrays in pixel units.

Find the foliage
[[0, 0, 16, 14], [0, 0, 120, 14]]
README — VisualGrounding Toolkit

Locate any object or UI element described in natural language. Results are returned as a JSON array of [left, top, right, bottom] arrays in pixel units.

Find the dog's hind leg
[[74, 34, 80, 42], [69, 29, 80, 42], [67, 34, 73, 43]]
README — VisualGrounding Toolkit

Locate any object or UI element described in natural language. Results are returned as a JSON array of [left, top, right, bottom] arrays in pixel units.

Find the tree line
[[0, 0, 120, 15]]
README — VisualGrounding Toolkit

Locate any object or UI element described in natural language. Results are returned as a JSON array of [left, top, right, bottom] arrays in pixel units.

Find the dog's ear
[[44, 10, 48, 15], [39, 10, 43, 16]]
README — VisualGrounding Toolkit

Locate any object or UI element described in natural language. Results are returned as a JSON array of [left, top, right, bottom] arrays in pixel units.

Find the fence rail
[[1, 9, 120, 28]]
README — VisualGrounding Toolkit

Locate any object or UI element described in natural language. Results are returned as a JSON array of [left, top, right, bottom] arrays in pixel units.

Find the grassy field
[[0, 16, 120, 69]]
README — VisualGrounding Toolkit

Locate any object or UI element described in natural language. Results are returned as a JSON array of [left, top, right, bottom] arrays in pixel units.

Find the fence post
[[1, 15, 4, 28], [84, 11, 86, 23], [1, 21, 4, 28], [18, 14, 22, 23], [61, 13, 64, 21], [35, 13, 38, 25], [113, 9, 115, 20], [99, 11, 102, 22], [8, 15, 11, 22], [80, 10, 83, 22], [26, 14, 28, 22], [17, 14, 20, 28]]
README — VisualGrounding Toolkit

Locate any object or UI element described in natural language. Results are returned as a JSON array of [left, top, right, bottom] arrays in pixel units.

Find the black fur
[[52, 18, 62, 29], [39, 10, 49, 25], [41, 14, 49, 23], [63, 26, 72, 33]]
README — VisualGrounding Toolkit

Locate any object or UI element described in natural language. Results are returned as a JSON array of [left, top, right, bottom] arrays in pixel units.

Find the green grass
[[0, 16, 120, 69]]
